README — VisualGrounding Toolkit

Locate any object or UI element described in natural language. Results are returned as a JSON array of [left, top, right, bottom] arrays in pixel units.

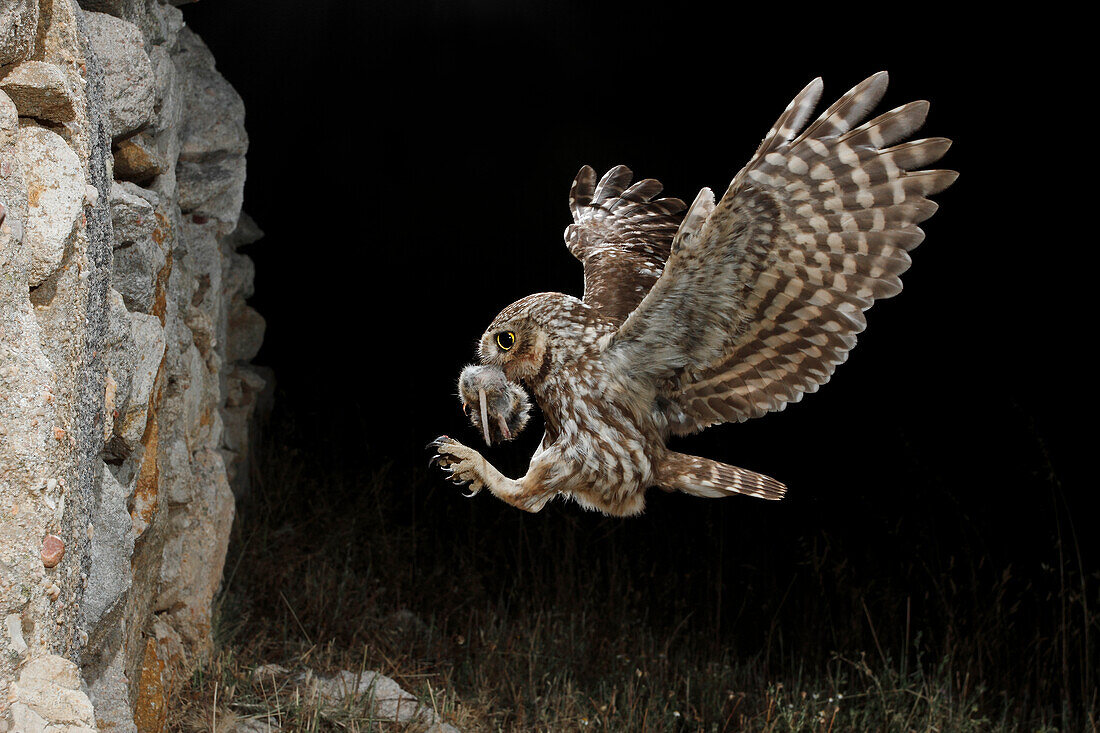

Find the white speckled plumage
[[432, 72, 956, 516]]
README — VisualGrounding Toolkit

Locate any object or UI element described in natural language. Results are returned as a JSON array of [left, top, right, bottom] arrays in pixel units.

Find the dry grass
[[170, 407, 1098, 732]]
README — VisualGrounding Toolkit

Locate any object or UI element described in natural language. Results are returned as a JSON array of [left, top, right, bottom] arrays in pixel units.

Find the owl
[[430, 72, 956, 516]]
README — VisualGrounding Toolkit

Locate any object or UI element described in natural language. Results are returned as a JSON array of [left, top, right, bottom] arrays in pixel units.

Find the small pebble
[[41, 535, 65, 568]]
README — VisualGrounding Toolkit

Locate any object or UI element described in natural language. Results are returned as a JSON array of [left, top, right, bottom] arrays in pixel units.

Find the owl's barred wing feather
[[605, 72, 956, 431], [566, 165, 687, 325]]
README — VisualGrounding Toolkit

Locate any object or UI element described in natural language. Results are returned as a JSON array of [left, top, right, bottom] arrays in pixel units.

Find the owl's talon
[[430, 436, 490, 496]]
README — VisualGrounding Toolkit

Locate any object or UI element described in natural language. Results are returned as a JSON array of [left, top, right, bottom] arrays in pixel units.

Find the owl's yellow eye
[[496, 331, 516, 351]]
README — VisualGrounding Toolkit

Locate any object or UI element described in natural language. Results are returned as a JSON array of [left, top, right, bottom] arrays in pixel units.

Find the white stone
[[10, 655, 97, 732], [5, 614, 27, 654], [310, 669, 460, 731], [16, 125, 84, 287]]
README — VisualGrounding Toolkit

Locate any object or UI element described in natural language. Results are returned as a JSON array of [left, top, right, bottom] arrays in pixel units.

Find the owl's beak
[[479, 388, 492, 445]]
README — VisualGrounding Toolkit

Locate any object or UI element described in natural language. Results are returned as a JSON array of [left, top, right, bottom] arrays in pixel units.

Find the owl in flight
[[430, 72, 956, 516]]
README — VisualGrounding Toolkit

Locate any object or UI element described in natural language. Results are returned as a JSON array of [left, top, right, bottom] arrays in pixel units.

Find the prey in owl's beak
[[458, 364, 531, 446]]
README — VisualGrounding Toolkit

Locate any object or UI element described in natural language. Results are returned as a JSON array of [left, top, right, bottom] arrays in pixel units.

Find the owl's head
[[476, 299, 552, 383]]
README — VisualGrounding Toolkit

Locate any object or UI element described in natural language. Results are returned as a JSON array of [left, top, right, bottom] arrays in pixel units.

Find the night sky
[[180, 2, 1088, 566]]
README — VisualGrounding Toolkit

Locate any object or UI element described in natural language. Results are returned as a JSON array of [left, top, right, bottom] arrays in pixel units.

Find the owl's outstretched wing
[[603, 72, 956, 432], [566, 165, 687, 325]]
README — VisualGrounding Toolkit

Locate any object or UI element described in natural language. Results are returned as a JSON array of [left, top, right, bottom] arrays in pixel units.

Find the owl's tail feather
[[658, 452, 786, 501]]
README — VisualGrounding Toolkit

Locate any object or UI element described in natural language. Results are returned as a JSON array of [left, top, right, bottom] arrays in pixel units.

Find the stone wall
[[0, 0, 265, 729]]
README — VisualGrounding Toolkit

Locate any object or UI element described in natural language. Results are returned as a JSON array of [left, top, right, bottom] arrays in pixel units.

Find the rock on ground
[[307, 669, 462, 733]]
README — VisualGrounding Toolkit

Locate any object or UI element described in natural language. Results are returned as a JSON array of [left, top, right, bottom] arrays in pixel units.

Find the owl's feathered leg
[[656, 452, 786, 501], [428, 436, 555, 513]]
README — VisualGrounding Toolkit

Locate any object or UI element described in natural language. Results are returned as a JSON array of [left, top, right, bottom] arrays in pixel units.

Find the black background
[[181, 2, 1089, 569]]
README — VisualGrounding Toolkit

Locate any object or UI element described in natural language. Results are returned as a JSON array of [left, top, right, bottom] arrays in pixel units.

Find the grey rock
[[227, 299, 265, 363], [222, 246, 256, 301], [0, 0, 38, 67], [148, 43, 180, 152], [177, 155, 246, 222], [84, 11, 156, 140], [82, 464, 135, 637], [161, 435, 194, 505], [119, 311, 165, 449], [86, 646, 137, 733], [180, 216, 226, 355], [79, 0, 185, 49], [227, 211, 264, 250], [221, 365, 268, 494], [109, 181, 166, 312], [173, 30, 246, 157], [173, 28, 247, 223], [157, 449, 235, 651], [103, 289, 166, 456]]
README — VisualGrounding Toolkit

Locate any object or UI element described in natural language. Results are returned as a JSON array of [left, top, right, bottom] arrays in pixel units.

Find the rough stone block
[[82, 465, 134, 637], [0, 0, 38, 67], [16, 124, 84, 287], [112, 131, 167, 185], [227, 299, 265, 363], [84, 11, 156, 140], [104, 289, 166, 456], [173, 28, 247, 223], [109, 181, 166, 313], [0, 61, 79, 123], [87, 646, 138, 733], [158, 449, 234, 653], [0, 91, 29, 283], [9, 655, 98, 732]]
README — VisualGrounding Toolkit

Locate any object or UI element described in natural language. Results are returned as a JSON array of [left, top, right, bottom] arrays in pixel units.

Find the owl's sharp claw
[[426, 435, 450, 450], [428, 435, 485, 497]]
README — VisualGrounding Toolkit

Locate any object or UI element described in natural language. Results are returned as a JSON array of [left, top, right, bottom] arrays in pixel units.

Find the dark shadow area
[[175, 2, 1092, 729]]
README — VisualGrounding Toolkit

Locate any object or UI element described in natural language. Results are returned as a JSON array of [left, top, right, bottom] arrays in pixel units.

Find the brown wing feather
[[666, 72, 957, 433], [590, 74, 955, 433], [566, 165, 687, 325]]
